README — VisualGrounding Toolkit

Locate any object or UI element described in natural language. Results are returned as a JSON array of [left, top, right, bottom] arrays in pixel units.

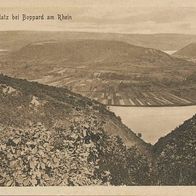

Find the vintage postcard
[[0, 0, 195, 195]]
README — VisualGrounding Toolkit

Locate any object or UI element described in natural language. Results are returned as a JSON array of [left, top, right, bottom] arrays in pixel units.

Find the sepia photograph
[[0, 0, 196, 195]]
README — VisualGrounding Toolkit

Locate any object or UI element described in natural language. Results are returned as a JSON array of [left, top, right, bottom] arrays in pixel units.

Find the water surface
[[110, 106, 196, 144], [163, 50, 177, 55]]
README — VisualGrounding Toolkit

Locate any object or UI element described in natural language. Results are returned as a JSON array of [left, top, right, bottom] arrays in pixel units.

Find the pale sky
[[0, 0, 196, 34]]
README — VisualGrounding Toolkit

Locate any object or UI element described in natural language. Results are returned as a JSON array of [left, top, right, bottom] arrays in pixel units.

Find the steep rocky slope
[[0, 74, 152, 186], [0, 74, 195, 186], [154, 115, 196, 185], [0, 74, 150, 149]]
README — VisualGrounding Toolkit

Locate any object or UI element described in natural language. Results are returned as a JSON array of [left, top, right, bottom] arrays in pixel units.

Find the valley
[[0, 39, 195, 107], [0, 74, 195, 186], [0, 31, 195, 186], [1, 31, 196, 51]]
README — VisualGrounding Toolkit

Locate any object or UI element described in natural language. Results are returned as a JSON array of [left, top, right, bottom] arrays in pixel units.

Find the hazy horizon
[[1, 30, 196, 36], [1, 0, 196, 34]]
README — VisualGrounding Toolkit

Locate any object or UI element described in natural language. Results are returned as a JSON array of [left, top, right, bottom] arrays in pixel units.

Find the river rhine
[[110, 105, 196, 144]]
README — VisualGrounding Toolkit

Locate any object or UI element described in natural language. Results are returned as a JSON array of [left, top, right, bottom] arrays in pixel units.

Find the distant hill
[[1, 39, 196, 106], [7, 39, 175, 67], [1, 31, 196, 51], [174, 43, 196, 60], [154, 115, 196, 185]]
